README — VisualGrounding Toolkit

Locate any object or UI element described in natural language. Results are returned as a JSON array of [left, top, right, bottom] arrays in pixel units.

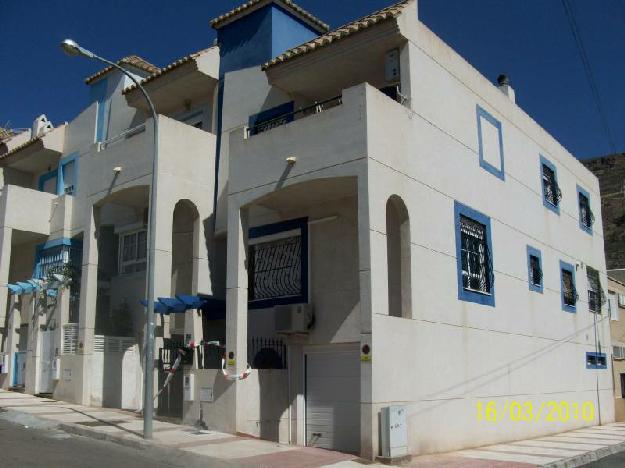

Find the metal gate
[[39, 330, 55, 393], [157, 335, 184, 419]]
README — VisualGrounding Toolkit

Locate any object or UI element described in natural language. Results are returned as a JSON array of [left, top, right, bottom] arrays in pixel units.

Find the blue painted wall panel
[[271, 5, 319, 57]]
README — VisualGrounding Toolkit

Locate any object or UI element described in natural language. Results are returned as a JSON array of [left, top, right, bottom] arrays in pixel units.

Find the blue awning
[[140, 295, 226, 316], [6, 284, 24, 295]]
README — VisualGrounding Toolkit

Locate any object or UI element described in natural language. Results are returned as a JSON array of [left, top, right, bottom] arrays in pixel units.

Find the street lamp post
[[61, 39, 159, 439]]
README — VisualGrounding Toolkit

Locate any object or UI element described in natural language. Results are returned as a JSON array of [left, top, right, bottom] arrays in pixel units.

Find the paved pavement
[[2, 390, 625, 467], [584, 450, 625, 467]]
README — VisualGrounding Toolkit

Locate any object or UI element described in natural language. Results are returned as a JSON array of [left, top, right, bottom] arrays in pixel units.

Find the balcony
[[0, 185, 56, 235], [84, 115, 216, 198], [229, 82, 405, 195]]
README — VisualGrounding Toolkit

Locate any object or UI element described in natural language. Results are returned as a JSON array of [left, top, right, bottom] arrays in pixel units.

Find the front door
[[305, 347, 360, 454], [13, 352, 26, 387]]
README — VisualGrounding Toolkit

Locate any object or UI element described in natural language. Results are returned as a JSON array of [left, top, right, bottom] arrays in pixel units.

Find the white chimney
[[497, 74, 515, 103], [32, 114, 53, 138]]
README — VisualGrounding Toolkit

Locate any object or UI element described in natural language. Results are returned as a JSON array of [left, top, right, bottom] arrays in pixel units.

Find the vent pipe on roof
[[497, 74, 515, 103]]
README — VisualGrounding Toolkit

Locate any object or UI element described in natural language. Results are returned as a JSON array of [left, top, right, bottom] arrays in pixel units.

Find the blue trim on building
[[559, 260, 577, 313], [454, 201, 495, 307], [576, 184, 592, 235], [540, 155, 560, 215], [90, 78, 109, 143], [476, 105, 505, 181], [38, 169, 58, 193], [586, 352, 607, 369], [248, 101, 294, 129], [526, 245, 543, 293], [248, 217, 308, 309], [212, 4, 321, 233], [58, 152, 79, 196]]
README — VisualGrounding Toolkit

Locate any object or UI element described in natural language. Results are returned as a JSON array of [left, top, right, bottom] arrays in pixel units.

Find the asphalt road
[[0, 410, 230, 468]]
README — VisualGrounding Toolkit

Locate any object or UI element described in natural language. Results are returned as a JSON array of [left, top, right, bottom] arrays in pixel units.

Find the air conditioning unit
[[274, 304, 313, 334]]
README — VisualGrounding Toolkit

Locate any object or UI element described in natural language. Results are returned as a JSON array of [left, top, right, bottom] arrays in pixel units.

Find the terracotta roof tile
[[0, 135, 43, 160], [210, 0, 329, 33], [85, 55, 159, 85], [122, 47, 215, 95], [263, 0, 411, 70]]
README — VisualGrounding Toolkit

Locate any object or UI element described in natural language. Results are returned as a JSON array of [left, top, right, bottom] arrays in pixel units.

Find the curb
[[542, 440, 625, 468]]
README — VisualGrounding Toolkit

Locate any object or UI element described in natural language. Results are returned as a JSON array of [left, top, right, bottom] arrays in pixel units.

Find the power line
[[561, 0, 617, 154]]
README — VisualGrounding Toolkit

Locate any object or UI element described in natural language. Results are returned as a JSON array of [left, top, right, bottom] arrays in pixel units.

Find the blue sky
[[1, 0, 623, 159]]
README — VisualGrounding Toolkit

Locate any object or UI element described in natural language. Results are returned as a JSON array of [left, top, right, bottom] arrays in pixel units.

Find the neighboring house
[[609, 277, 625, 421], [583, 153, 625, 283], [0, 0, 614, 461]]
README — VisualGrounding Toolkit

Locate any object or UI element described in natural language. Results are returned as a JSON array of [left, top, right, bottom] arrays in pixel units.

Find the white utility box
[[275, 304, 313, 334], [380, 405, 408, 459], [52, 357, 61, 380], [183, 373, 195, 401]]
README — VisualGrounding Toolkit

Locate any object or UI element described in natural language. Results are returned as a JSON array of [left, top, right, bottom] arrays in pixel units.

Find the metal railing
[[93, 335, 136, 353], [97, 123, 146, 151], [248, 95, 343, 137], [195, 336, 288, 370], [248, 337, 287, 369]]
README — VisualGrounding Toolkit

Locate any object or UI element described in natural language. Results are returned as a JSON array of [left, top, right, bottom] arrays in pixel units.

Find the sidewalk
[[2, 389, 625, 467]]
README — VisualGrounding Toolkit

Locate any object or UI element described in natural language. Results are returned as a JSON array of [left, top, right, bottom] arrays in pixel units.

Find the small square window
[[586, 352, 607, 369], [540, 156, 561, 214], [560, 261, 577, 312]]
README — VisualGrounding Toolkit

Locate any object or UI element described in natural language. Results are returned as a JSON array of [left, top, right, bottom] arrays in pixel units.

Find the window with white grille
[[460, 215, 492, 294], [119, 230, 147, 274], [614, 345, 625, 360], [587, 267, 602, 313]]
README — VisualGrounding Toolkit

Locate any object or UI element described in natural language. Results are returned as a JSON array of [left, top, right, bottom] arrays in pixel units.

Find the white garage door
[[305, 348, 360, 454]]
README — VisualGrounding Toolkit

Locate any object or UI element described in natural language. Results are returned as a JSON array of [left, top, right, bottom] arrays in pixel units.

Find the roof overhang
[[0, 125, 67, 173], [266, 19, 406, 100], [211, 0, 329, 34], [124, 48, 219, 114]]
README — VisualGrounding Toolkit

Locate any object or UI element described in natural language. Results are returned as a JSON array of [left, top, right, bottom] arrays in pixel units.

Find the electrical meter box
[[183, 373, 194, 401], [380, 405, 408, 459]]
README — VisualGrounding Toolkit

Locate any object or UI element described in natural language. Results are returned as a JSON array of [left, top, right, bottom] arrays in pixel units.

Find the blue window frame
[[248, 101, 294, 136], [526, 245, 543, 293], [91, 78, 110, 143], [540, 155, 561, 215], [586, 352, 607, 369], [58, 153, 78, 196], [38, 170, 58, 194], [248, 217, 308, 309], [476, 105, 505, 181], [560, 260, 577, 313], [577, 185, 593, 234], [37, 153, 79, 196], [454, 201, 495, 307]]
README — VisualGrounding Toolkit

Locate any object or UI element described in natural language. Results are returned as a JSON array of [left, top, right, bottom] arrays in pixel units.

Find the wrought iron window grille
[[460, 215, 492, 295], [542, 164, 562, 207], [529, 256, 543, 286]]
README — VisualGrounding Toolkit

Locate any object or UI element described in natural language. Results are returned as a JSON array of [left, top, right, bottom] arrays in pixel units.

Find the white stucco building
[[0, 0, 613, 460]]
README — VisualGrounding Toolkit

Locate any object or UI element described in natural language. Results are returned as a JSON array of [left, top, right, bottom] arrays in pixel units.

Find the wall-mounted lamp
[[286, 156, 297, 165]]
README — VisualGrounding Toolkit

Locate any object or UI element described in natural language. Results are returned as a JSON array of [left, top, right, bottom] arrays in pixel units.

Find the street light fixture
[[60, 38, 159, 440]]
